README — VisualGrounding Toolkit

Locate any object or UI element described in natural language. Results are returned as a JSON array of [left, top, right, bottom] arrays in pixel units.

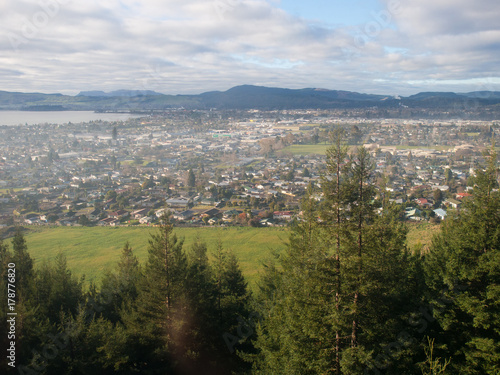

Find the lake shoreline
[[0, 110, 144, 126]]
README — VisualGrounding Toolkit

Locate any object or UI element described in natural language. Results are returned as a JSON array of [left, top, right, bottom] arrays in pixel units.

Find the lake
[[0, 111, 144, 126]]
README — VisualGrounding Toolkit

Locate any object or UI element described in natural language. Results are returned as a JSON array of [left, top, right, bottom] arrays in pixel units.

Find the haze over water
[[0, 111, 143, 126]]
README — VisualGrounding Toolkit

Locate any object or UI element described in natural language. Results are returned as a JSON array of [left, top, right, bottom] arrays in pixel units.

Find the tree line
[[1, 134, 499, 374]]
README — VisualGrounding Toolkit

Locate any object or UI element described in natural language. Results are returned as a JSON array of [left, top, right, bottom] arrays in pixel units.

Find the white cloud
[[0, 0, 499, 95]]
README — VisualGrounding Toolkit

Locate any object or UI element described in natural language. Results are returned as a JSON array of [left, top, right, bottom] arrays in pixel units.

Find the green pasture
[[392, 145, 453, 151], [22, 226, 288, 288], [277, 143, 454, 156], [280, 144, 331, 155], [16, 223, 438, 289]]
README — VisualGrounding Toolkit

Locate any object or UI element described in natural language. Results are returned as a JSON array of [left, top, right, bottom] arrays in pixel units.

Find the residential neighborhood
[[0, 108, 498, 231]]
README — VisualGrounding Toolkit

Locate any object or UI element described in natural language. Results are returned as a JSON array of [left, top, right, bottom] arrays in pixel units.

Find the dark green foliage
[[187, 169, 196, 188], [34, 253, 84, 323], [119, 220, 186, 373], [78, 215, 92, 226], [98, 241, 141, 323], [118, 220, 251, 374], [251, 189, 334, 374], [1, 223, 252, 375], [424, 149, 500, 374], [251, 141, 425, 374]]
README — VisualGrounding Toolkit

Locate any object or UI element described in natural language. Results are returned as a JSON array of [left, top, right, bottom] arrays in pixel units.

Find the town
[[0, 108, 498, 231]]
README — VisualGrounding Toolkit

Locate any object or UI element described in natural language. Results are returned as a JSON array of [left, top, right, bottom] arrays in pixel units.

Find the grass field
[[18, 223, 439, 289], [280, 144, 331, 155], [0, 188, 23, 194], [392, 145, 453, 151], [405, 222, 441, 253], [280, 143, 454, 156], [22, 226, 289, 288]]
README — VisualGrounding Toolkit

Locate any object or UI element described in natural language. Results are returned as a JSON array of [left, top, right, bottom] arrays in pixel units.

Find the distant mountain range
[[1, 85, 500, 112], [77, 90, 164, 97]]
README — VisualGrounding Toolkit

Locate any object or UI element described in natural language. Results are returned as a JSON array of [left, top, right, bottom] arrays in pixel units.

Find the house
[[88, 209, 100, 221], [405, 207, 422, 220], [99, 217, 120, 226], [201, 208, 221, 218], [61, 201, 74, 210], [415, 198, 433, 208], [139, 216, 153, 224], [155, 208, 173, 219], [201, 198, 216, 206], [223, 209, 242, 219], [431, 185, 449, 192], [433, 209, 447, 220], [108, 210, 129, 220], [259, 218, 276, 226], [166, 198, 191, 208], [456, 192, 472, 200], [138, 198, 160, 208], [389, 198, 404, 205], [173, 210, 196, 221], [132, 208, 149, 219], [56, 219, 74, 226], [445, 198, 461, 209], [273, 211, 293, 221], [24, 217, 40, 225]]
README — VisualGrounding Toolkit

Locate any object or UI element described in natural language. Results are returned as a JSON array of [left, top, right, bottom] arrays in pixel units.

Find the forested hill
[[1, 85, 500, 114]]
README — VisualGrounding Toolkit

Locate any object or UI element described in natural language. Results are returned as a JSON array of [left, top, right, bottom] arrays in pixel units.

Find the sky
[[1, 0, 500, 96]]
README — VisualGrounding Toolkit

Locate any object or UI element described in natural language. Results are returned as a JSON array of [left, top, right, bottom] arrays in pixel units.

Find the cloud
[[0, 0, 499, 95], [386, 0, 500, 36]]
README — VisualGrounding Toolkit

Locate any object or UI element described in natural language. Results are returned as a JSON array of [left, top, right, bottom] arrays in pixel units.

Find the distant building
[[433, 209, 447, 220], [273, 211, 293, 221], [456, 192, 472, 200], [132, 208, 149, 219], [173, 210, 196, 221], [139, 216, 153, 224], [166, 198, 191, 208], [445, 198, 461, 209], [99, 217, 119, 226], [108, 210, 129, 219], [405, 207, 422, 220]]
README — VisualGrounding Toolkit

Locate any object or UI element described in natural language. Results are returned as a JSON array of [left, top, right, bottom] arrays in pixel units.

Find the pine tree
[[347, 146, 375, 349], [251, 186, 333, 374], [187, 169, 196, 188], [122, 216, 186, 373], [424, 148, 500, 374], [99, 241, 141, 323], [34, 253, 84, 323], [322, 128, 351, 375], [182, 239, 217, 362], [252, 141, 423, 374]]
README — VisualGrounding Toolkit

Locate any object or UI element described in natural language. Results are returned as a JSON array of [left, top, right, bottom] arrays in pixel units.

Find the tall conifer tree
[[122, 216, 186, 373], [424, 148, 500, 373]]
